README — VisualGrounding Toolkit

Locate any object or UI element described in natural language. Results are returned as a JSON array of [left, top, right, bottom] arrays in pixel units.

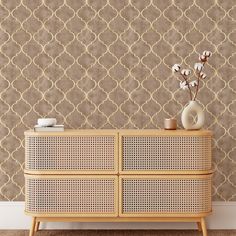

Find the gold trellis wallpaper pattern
[[0, 0, 235, 201]]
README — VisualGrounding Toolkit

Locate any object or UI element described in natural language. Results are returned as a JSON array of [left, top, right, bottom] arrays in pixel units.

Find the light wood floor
[[0, 230, 236, 236]]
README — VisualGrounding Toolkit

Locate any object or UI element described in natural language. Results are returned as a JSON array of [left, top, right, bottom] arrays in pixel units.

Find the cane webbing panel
[[25, 136, 115, 171], [122, 136, 211, 171], [25, 176, 117, 215], [121, 176, 211, 215]]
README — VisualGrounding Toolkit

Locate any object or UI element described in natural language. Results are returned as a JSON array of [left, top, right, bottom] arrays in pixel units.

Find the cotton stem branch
[[193, 62, 206, 101], [180, 74, 193, 101]]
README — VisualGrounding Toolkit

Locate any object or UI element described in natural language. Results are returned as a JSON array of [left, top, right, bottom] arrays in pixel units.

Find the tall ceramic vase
[[181, 100, 204, 130]]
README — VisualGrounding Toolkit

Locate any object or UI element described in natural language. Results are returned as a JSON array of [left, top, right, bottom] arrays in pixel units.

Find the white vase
[[181, 101, 204, 130]]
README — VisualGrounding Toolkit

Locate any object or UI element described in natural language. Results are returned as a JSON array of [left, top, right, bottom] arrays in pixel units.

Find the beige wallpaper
[[0, 0, 235, 201]]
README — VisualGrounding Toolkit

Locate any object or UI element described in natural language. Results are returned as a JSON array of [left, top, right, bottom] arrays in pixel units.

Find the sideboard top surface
[[25, 129, 212, 137]]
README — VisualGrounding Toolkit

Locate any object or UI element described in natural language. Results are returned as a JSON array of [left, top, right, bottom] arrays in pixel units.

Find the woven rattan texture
[[25, 136, 115, 171], [25, 176, 116, 214], [0, 0, 235, 201], [122, 176, 211, 214], [122, 136, 211, 171]]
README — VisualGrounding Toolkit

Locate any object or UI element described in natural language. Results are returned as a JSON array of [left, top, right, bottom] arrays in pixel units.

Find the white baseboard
[[0, 201, 236, 230]]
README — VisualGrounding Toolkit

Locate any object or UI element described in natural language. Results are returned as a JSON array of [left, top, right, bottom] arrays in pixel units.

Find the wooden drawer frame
[[119, 174, 212, 217], [119, 130, 212, 175], [25, 130, 118, 175], [25, 174, 119, 217]]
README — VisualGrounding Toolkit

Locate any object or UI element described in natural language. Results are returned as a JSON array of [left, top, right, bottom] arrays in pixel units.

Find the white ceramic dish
[[37, 118, 57, 127]]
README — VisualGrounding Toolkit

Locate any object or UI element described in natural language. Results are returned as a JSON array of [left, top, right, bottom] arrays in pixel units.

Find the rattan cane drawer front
[[25, 175, 118, 216], [120, 175, 212, 217], [25, 135, 117, 173], [121, 135, 211, 173]]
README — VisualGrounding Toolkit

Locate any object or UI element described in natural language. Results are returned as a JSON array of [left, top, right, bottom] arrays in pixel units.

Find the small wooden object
[[164, 118, 177, 130]]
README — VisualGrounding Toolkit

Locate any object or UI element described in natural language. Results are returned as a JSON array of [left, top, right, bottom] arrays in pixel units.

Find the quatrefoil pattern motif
[[0, 0, 235, 201]]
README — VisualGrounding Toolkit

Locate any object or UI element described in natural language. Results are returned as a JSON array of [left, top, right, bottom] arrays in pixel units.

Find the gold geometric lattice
[[0, 0, 235, 201]]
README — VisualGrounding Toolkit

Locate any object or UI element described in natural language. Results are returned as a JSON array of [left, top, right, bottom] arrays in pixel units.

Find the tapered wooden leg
[[197, 221, 202, 231], [34, 221, 40, 232], [200, 217, 208, 236], [29, 217, 36, 236]]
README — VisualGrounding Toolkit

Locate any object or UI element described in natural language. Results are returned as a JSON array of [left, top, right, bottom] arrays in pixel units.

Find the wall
[[0, 0, 235, 201]]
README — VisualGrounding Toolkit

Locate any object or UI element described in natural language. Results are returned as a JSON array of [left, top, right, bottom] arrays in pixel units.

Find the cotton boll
[[189, 80, 198, 87], [181, 69, 191, 76], [199, 54, 207, 62], [203, 50, 212, 57], [200, 72, 207, 79], [194, 63, 203, 71], [172, 64, 181, 72], [180, 81, 186, 88], [180, 81, 187, 89]]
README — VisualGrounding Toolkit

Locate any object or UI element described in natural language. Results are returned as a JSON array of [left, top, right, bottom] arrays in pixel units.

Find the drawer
[[25, 175, 118, 217], [120, 134, 211, 173], [25, 133, 118, 174], [119, 175, 212, 217]]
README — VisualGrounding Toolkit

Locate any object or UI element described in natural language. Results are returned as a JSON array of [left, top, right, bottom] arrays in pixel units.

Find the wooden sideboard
[[24, 129, 213, 236]]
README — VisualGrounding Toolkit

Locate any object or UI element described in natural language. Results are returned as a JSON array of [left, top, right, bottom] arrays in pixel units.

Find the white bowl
[[37, 118, 57, 127]]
